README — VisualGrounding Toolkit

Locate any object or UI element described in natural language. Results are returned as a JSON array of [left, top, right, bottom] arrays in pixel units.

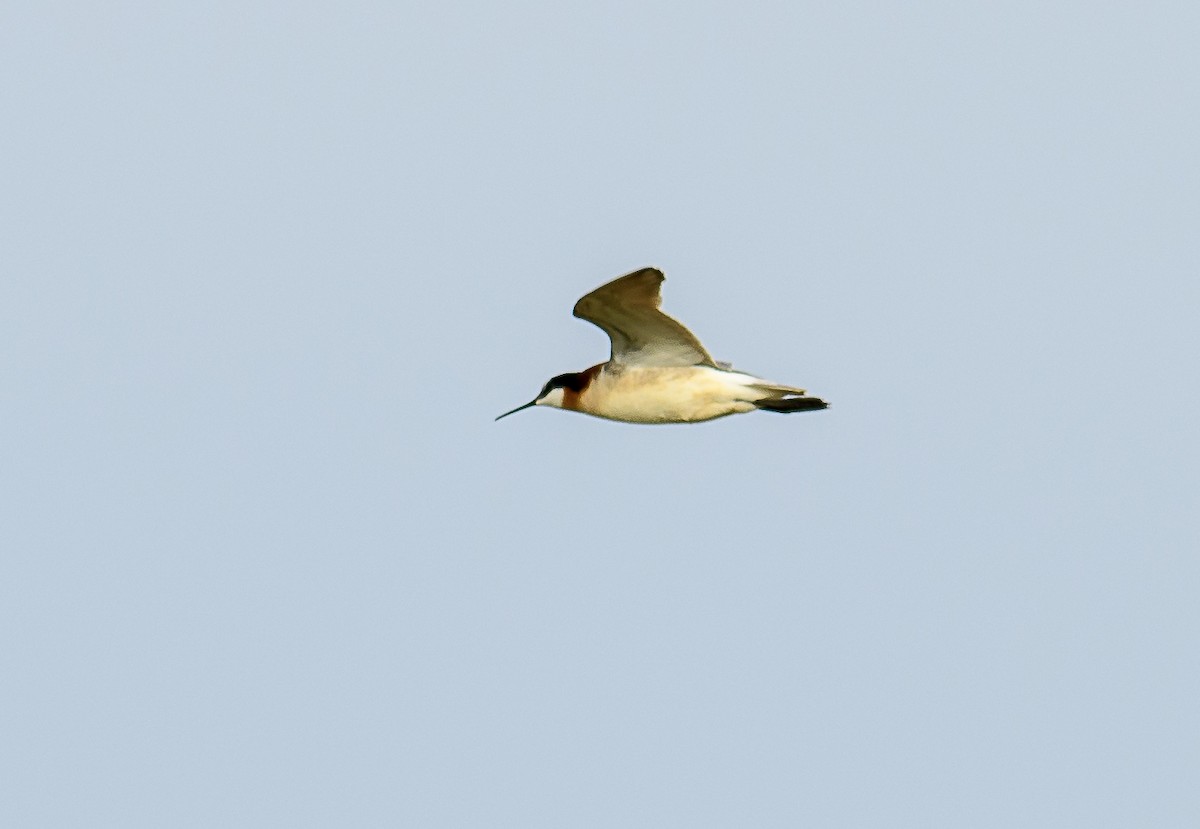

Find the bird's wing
[[572, 268, 717, 368]]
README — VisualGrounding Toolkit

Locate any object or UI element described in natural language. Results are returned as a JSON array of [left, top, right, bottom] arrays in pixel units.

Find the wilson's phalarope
[[497, 267, 828, 424]]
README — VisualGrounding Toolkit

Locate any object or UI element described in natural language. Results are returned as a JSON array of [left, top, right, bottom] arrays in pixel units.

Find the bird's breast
[[577, 365, 758, 423]]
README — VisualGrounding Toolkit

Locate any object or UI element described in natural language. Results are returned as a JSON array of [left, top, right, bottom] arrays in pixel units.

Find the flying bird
[[497, 267, 828, 424]]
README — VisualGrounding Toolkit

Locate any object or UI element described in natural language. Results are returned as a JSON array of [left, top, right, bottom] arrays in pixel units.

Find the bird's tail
[[747, 381, 828, 413], [753, 396, 829, 413]]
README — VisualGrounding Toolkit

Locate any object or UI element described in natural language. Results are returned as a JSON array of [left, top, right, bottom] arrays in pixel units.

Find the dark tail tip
[[754, 396, 829, 414]]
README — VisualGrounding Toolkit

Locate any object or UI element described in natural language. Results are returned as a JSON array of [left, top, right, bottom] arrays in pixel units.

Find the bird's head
[[495, 372, 588, 420]]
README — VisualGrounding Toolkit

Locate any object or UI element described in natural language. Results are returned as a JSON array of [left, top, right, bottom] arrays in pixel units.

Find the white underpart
[[581, 366, 800, 424]]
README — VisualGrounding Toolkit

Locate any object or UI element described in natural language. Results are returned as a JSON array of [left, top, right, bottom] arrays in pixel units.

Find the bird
[[496, 267, 828, 424]]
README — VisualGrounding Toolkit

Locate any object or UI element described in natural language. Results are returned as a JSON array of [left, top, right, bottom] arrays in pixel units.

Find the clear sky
[[3, 2, 1198, 826]]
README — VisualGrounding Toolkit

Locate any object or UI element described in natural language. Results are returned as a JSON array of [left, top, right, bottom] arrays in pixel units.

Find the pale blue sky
[[2, 2, 1198, 826]]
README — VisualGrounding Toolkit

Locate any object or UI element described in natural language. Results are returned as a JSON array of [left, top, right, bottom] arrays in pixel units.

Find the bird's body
[[548, 363, 812, 424], [497, 268, 827, 424]]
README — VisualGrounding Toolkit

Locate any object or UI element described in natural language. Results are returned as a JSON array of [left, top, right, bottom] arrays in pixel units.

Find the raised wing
[[572, 267, 716, 367]]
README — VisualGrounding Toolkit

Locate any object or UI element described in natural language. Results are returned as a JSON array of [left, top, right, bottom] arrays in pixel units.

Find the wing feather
[[572, 268, 716, 367]]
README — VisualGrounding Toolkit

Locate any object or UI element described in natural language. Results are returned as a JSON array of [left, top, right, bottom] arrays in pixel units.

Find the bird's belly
[[580, 368, 757, 424]]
